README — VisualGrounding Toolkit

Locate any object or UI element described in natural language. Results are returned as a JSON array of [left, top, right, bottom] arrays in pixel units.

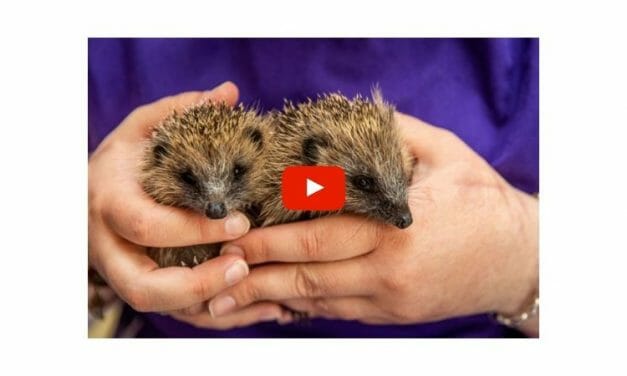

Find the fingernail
[[225, 213, 249, 237], [220, 244, 244, 258], [208, 296, 236, 317], [224, 259, 248, 286]]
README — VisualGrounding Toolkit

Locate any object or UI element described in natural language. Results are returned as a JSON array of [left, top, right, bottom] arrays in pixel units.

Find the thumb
[[395, 111, 461, 166]]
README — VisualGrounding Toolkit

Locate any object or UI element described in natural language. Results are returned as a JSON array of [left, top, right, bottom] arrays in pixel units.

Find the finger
[[170, 302, 288, 330], [103, 183, 250, 246], [221, 214, 382, 264], [117, 81, 240, 141], [208, 259, 373, 317], [281, 297, 377, 321], [94, 230, 251, 312]]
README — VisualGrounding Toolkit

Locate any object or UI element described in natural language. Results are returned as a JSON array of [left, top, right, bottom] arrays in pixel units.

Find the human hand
[[88, 82, 286, 328], [209, 112, 539, 334]]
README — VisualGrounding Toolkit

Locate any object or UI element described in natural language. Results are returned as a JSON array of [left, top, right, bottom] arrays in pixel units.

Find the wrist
[[495, 190, 539, 316]]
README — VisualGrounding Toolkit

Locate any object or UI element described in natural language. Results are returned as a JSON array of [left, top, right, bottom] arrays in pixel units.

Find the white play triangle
[[306, 178, 324, 197]]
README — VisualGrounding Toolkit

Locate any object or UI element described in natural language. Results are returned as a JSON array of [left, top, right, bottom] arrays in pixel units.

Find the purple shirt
[[89, 38, 538, 337]]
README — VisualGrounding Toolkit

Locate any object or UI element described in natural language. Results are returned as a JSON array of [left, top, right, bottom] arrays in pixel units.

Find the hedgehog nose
[[394, 212, 413, 229], [205, 202, 227, 219]]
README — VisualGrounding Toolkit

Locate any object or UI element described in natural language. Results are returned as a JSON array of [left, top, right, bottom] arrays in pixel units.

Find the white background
[[0, 0, 626, 374]]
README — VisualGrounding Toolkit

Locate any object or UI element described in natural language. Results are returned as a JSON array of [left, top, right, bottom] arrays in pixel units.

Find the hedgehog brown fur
[[257, 89, 414, 229], [141, 101, 270, 267]]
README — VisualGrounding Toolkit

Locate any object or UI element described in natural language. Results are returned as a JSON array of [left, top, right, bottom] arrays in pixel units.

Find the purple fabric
[[89, 38, 538, 338]]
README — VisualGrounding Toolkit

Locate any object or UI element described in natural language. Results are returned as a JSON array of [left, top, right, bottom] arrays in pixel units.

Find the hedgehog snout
[[381, 202, 413, 229], [205, 202, 227, 219], [394, 211, 413, 229]]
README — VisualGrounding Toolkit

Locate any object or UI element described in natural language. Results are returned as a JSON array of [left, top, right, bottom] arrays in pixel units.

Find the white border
[[2, 0, 626, 374]]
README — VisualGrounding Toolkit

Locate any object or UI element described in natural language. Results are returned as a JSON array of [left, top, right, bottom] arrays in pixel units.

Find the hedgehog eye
[[179, 169, 198, 186], [233, 163, 247, 181], [352, 175, 376, 192]]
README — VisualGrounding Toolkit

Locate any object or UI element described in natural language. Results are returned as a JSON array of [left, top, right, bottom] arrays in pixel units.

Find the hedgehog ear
[[244, 127, 264, 151], [302, 134, 329, 165], [153, 143, 168, 165]]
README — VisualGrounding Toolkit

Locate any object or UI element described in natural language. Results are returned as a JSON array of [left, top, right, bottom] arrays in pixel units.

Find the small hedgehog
[[141, 102, 269, 267], [258, 89, 414, 229]]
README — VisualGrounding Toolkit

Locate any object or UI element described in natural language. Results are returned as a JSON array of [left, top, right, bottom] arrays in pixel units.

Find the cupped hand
[[210, 112, 539, 334], [88, 82, 286, 328]]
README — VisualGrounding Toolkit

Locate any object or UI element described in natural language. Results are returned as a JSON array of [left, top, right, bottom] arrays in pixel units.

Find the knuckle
[[251, 235, 270, 262], [103, 200, 153, 245], [97, 193, 119, 228], [300, 227, 322, 260], [189, 278, 211, 301], [195, 218, 215, 243], [371, 222, 385, 248], [381, 271, 408, 294], [235, 280, 261, 305], [293, 265, 323, 298], [127, 211, 152, 244], [124, 286, 151, 312], [228, 278, 264, 307]]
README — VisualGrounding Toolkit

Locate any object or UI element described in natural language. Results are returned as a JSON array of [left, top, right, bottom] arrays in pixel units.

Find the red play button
[[282, 166, 345, 211]]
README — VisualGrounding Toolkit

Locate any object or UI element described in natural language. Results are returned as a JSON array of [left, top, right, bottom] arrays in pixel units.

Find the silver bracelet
[[494, 293, 539, 327]]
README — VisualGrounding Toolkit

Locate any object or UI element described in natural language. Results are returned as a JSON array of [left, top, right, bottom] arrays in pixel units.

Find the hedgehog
[[257, 89, 414, 229], [141, 102, 269, 268]]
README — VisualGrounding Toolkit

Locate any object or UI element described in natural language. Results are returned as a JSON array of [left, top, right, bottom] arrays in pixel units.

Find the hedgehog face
[[156, 146, 258, 219], [345, 165, 413, 229], [141, 104, 265, 220], [305, 135, 413, 229], [280, 92, 415, 229], [301, 126, 413, 229]]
